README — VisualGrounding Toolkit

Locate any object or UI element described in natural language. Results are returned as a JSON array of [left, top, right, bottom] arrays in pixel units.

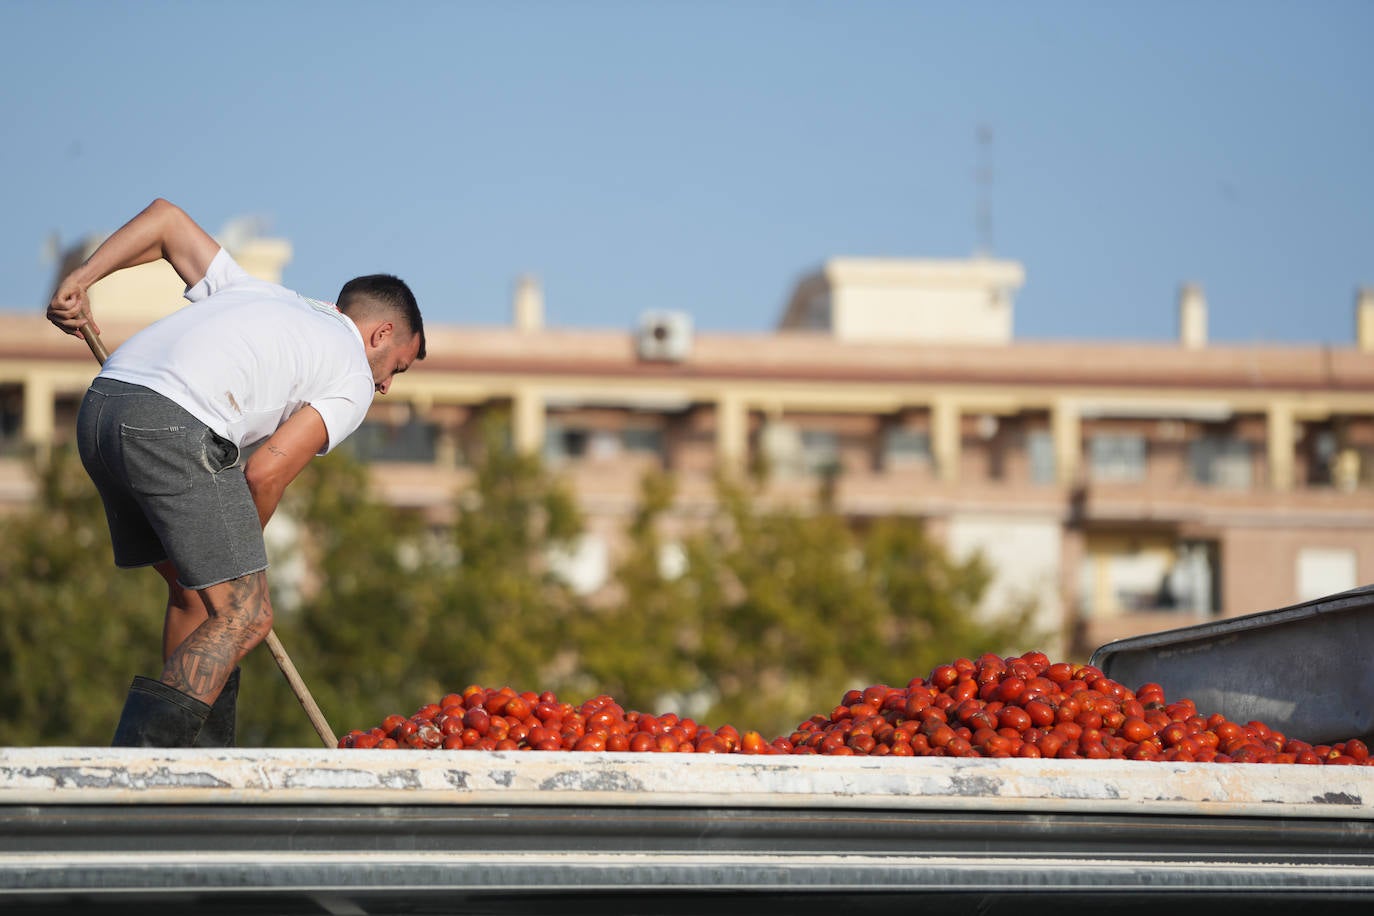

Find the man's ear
[[369, 321, 394, 348]]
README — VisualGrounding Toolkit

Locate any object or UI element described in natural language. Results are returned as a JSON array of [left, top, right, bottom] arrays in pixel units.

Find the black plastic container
[[1090, 584, 1374, 744]]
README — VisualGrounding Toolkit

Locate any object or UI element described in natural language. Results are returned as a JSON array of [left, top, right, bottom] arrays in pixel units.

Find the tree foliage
[[0, 448, 165, 745], [577, 473, 1041, 736], [569, 470, 704, 707], [425, 416, 585, 692], [2, 420, 1039, 747]]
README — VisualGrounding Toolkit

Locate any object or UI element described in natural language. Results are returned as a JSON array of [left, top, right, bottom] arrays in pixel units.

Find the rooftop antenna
[[975, 124, 994, 256]]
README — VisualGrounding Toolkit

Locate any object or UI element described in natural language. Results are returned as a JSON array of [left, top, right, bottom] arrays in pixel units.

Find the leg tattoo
[[161, 572, 273, 704]]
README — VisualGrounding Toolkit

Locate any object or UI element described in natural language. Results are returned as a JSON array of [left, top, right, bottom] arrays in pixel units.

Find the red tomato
[[998, 707, 1031, 733], [504, 696, 532, 721], [1025, 700, 1056, 729], [1119, 717, 1154, 743], [994, 677, 1026, 704], [946, 737, 975, 757], [928, 724, 956, 748], [1045, 663, 1074, 683], [930, 665, 960, 689], [574, 734, 606, 752], [1037, 733, 1065, 759]]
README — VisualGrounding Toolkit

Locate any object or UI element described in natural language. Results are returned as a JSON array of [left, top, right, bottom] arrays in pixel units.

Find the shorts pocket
[[120, 424, 195, 496], [202, 430, 241, 473]]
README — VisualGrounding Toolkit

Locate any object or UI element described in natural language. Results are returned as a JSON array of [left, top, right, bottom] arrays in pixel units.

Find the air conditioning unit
[[637, 310, 693, 362]]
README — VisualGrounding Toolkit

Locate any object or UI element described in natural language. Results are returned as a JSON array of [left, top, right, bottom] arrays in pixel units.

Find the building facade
[[4, 232, 1373, 658]]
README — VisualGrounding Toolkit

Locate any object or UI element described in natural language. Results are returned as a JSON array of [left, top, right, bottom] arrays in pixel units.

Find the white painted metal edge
[[9, 851, 1374, 892], [0, 748, 1369, 820]]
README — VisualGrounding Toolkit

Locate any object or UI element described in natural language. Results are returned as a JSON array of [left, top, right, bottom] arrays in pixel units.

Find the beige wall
[[779, 257, 1024, 344], [1221, 527, 1374, 616], [947, 513, 1065, 655], [833, 282, 1013, 343]]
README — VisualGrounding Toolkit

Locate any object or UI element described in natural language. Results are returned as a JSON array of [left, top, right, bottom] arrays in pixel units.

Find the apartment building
[[4, 228, 1372, 657]]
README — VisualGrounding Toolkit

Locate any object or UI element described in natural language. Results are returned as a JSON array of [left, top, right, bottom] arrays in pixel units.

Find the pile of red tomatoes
[[339, 650, 1371, 765]]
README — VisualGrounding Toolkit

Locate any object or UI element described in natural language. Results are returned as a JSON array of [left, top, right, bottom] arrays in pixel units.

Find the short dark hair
[[337, 274, 426, 360]]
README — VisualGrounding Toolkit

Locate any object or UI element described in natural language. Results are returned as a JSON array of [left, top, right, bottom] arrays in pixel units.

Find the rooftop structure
[[777, 257, 1023, 344]]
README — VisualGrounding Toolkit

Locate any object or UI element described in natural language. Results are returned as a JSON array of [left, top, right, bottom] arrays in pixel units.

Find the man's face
[[369, 332, 421, 395]]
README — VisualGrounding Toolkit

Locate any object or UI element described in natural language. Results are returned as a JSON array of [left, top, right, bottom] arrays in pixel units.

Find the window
[[1189, 436, 1252, 489], [1158, 541, 1218, 616], [882, 428, 932, 470], [1296, 548, 1356, 603], [0, 384, 21, 456], [587, 430, 621, 460], [1306, 429, 1338, 486], [347, 419, 438, 463], [544, 425, 588, 464], [1027, 430, 1056, 485], [546, 425, 664, 465], [800, 430, 840, 474], [621, 427, 664, 457], [1078, 538, 1218, 618], [1089, 434, 1146, 482]]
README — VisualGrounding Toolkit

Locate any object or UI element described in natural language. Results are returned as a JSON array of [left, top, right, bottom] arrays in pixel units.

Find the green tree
[[0, 448, 165, 746], [0, 431, 562, 746], [0, 443, 450, 748], [571, 470, 704, 709], [423, 415, 586, 694], [580, 472, 1042, 737], [859, 515, 1037, 678], [691, 476, 896, 733]]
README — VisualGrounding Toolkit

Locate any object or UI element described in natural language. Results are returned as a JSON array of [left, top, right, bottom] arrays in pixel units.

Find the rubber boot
[[111, 676, 211, 747], [194, 667, 240, 748]]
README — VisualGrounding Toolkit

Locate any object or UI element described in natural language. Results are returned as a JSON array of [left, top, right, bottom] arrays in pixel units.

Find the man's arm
[[244, 406, 330, 528], [46, 198, 220, 337]]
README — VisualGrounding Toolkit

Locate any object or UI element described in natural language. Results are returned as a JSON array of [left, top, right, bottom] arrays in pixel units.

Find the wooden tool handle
[[80, 324, 338, 748], [265, 630, 338, 747], [80, 324, 109, 364]]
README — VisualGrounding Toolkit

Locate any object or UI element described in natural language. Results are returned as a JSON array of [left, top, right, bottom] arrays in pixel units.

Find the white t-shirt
[[100, 248, 375, 453]]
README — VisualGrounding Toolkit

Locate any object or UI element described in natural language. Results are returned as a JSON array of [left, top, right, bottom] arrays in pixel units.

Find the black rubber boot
[[111, 676, 211, 747], [194, 667, 240, 748]]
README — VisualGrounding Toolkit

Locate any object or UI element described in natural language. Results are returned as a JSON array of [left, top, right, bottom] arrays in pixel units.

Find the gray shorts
[[77, 378, 268, 590]]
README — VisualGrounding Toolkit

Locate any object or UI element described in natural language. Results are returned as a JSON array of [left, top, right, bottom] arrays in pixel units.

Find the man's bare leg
[[154, 560, 209, 663], [160, 570, 274, 706]]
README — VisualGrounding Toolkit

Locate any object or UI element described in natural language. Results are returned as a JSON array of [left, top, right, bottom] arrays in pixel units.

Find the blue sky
[[2, 1, 1369, 344]]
